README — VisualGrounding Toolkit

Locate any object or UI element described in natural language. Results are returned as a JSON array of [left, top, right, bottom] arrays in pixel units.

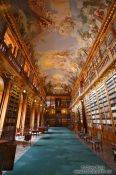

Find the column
[[0, 77, 11, 136]]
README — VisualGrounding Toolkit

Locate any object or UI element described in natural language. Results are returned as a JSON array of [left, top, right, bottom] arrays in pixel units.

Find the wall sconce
[[50, 108, 55, 114], [61, 108, 67, 114], [23, 89, 26, 93]]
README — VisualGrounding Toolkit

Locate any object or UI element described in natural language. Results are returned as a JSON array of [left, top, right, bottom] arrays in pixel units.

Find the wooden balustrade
[[0, 35, 46, 101]]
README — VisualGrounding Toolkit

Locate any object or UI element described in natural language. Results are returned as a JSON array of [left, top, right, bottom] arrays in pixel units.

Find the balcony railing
[[0, 39, 22, 73], [0, 38, 45, 101]]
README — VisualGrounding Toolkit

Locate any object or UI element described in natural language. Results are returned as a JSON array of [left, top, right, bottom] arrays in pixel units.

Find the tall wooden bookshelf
[[84, 95, 93, 128], [1, 85, 20, 141], [89, 91, 101, 129], [105, 73, 116, 130], [24, 97, 31, 132], [34, 108, 37, 129], [82, 72, 116, 140], [76, 102, 83, 126], [97, 84, 111, 128]]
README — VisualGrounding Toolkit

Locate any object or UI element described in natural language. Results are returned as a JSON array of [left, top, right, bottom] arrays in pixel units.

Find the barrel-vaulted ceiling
[[9, 0, 112, 95]]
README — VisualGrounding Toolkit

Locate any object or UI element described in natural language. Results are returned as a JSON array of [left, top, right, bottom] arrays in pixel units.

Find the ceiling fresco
[[8, 0, 113, 94]]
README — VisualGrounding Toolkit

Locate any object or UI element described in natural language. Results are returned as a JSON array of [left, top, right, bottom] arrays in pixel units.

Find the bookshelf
[[105, 73, 116, 129], [24, 98, 31, 132], [1, 85, 20, 140], [97, 84, 111, 129], [83, 73, 116, 133], [89, 91, 101, 129], [34, 108, 37, 129], [77, 102, 83, 125], [84, 95, 92, 128]]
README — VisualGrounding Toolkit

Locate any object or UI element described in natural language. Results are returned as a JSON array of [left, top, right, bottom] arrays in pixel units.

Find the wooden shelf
[[1, 86, 20, 141]]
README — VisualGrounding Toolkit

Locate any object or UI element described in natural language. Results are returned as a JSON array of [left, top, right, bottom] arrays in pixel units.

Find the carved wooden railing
[[0, 2, 46, 102], [0, 38, 45, 102], [0, 39, 22, 72]]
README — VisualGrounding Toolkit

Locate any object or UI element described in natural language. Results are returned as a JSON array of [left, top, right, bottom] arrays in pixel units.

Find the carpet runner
[[5, 127, 116, 175]]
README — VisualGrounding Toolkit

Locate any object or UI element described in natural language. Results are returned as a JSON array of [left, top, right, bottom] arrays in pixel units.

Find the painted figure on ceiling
[[8, 0, 113, 95]]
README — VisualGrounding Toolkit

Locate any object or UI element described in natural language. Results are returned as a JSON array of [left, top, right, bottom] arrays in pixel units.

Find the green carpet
[[5, 127, 115, 175]]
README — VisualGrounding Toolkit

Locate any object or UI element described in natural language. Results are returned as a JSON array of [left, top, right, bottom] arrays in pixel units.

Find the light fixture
[[61, 108, 67, 114], [23, 90, 26, 93]]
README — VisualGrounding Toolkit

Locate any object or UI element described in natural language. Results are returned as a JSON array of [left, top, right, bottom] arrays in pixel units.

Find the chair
[[111, 143, 116, 161], [83, 130, 92, 142], [78, 129, 85, 139], [90, 132, 103, 151], [23, 134, 32, 146]]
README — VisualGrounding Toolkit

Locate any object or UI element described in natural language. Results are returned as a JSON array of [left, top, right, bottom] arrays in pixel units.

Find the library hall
[[0, 0, 116, 175]]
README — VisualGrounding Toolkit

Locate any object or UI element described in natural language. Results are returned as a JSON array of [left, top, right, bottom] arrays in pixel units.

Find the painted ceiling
[[8, 0, 112, 94]]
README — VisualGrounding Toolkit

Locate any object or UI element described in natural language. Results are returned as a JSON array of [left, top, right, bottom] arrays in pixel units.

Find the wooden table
[[32, 130, 39, 135], [38, 127, 48, 133]]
